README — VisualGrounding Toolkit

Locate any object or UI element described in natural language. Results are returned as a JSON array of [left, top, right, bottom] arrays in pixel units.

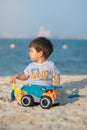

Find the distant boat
[[62, 44, 68, 49], [10, 43, 15, 49]]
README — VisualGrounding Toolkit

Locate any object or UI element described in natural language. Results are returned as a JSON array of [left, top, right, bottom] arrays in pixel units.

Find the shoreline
[[0, 75, 87, 130]]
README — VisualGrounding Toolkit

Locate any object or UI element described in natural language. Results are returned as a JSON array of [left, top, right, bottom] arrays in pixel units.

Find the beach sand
[[0, 75, 87, 130]]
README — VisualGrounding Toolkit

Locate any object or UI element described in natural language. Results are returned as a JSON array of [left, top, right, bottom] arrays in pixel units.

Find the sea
[[0, 38, 87, 76]]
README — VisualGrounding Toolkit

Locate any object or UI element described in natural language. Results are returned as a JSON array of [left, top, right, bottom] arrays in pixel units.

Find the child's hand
[[10, 74, 19, 83], [53, 74, 60, 86]]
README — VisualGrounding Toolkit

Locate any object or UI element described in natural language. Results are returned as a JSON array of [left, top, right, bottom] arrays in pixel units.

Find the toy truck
[[21, 84, 62, 109]]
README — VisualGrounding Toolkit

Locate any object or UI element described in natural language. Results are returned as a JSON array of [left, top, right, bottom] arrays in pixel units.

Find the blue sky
[[0, 0, 87, 39]]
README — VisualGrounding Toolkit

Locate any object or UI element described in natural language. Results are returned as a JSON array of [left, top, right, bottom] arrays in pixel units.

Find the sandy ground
[[0, 75, 87, 130]]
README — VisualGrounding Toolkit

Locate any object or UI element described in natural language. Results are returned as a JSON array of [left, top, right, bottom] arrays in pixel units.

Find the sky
[[0, 0, 87, 39]]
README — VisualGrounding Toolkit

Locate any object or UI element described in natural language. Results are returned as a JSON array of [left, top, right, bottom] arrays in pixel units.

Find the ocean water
[[0, 38, 87, 76]]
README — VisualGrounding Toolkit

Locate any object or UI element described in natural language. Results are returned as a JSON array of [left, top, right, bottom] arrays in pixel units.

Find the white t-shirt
[[24, 61, 59, 86]]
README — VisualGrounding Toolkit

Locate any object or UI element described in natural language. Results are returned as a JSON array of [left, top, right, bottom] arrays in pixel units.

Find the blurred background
[[0, 0, 87, 76]]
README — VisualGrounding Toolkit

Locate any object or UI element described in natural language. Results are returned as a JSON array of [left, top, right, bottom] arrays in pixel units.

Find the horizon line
[[0, 37, 87, 40]]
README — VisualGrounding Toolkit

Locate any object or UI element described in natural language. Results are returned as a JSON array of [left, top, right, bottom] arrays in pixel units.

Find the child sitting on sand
[[10, 37, 60, 86]]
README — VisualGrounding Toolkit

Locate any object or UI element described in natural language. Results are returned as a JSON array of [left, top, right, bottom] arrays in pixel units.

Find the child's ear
[[39, 51, 43, 57]]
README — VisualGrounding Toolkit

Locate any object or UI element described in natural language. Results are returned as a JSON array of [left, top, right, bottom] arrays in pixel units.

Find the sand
[[0, 75, 87, 130]]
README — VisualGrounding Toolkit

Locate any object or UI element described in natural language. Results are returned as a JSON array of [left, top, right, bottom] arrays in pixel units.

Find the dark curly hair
[[29, 37, 53, 59]]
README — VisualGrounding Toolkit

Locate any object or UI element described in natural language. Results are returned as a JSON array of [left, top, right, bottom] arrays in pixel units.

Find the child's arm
[[10, 74, 29, 83], [53, 74, 60, 86]]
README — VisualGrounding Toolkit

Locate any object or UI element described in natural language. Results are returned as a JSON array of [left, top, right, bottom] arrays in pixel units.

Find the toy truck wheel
[[21, 95, 34, 107], [40, 96, 52, 109]]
